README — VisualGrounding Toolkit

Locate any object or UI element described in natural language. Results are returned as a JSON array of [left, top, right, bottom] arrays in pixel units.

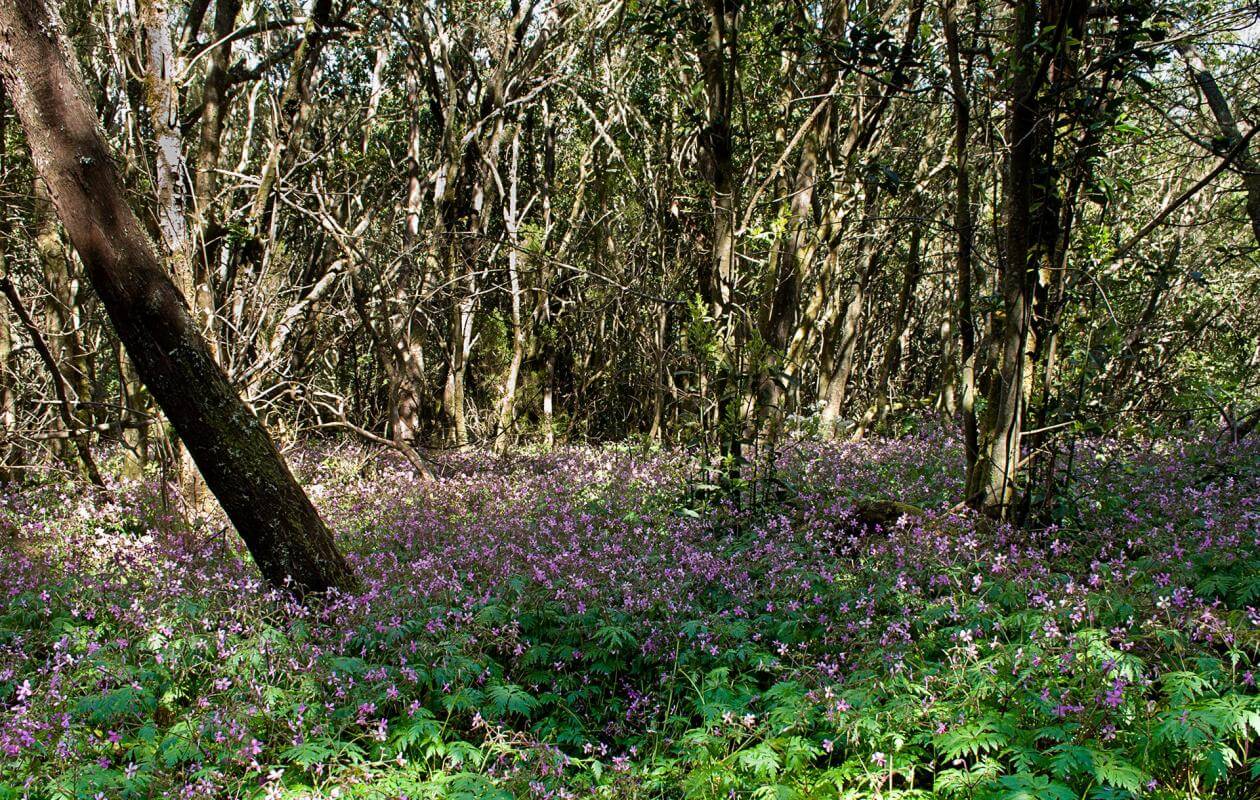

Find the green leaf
[[327, 656, 369, 676], [279, 739, 338, 767], [158, 721, 201, 768], [1201, 743, 1238, 784], [1092, 751, 1148, 793], [736, 742, 782, 777], [1047, 743, 1095, 778], [444, 772, 513, 800], [997, 773, 1076, 800], [935, 719, 1010, 761], [487, 682, 538, 717]]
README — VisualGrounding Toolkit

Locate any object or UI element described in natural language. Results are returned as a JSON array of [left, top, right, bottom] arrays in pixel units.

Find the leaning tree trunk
[[1177, 42, 1260, 246], [0, 0, 357, 596]]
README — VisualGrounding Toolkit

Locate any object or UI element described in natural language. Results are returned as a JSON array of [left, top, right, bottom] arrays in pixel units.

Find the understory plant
[[1, 432, 1257, 798]]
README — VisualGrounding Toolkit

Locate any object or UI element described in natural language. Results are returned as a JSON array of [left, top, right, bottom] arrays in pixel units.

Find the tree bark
[[190, 0, 240, 343], [249, 0, 332, 232], [698, 0, 742, 461], [968, 0, 1049, 518], [32, 179, 92, 414], [494, 130, 526, 454], [818, 255, 876, 436], [0, 0, 357, 596], [0, 301, 16, 481], [855, 224, 922, 438], [758, 2, 843, 428], [140, 0, 187, 260], [1177, 42, 1260, 245], [0, 191, 26, 480], [944, 0, 978, 487]]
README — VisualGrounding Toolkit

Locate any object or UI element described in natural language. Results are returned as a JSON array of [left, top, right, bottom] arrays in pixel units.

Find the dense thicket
[[0, 0, 357, 594], [0, 0, 1257, 520]]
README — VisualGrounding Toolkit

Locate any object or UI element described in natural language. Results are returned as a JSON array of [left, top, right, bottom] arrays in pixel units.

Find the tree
[[967, 0, 1090, 519], [1177, 40, 1260, 246], [0, 0, 357, 596], [1, 0, 1255, 524]]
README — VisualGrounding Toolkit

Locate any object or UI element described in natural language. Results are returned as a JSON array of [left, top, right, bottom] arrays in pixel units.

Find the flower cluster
[[0, 431, 1256, 798]]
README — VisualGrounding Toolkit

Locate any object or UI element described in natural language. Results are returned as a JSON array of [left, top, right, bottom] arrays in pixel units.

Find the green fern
[[487, 681, 538, 717]]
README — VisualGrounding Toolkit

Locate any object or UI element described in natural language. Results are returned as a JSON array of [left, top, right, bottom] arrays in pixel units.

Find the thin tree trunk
[[818, 218, 882, 437], [32, 179, 92, 412], [944, 0, 978, 485], [439, 235, 476, 449], [141, 0, 187, 262], [855, 225, 922, 438], [698, 0, 742, 462], [543, 346, 556, 448], [404, 22, 425, 245], [190, 0, 239, 343], [1177, 42, 1260, 245], [0, 301, 16, 480], [0, 274, 104, 486], [0, 86, 13, 480], [116, 341, 150, 478], [495, 131, 526, 454], [249, 0, 332, 232], [0, 0, 357, 595], [140, 0, 207, 494], [758, 3, 843, 430]]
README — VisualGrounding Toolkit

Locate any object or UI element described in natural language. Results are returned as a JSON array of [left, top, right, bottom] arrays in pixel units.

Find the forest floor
[[1, 427, 1259, 799]]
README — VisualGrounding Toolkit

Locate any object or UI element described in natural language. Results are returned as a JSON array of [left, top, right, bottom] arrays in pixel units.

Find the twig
[[1113, 125, 1259, 259], [0, 274, 105, 487]]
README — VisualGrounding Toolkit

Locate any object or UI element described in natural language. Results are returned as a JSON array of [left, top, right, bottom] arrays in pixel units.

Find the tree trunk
[[944, 0, 978, 486], [758, 3, 840, 430], [0, 90, 14, 481], [249, 0, 332, 232], [0, 0, 357, 596], [968, 0, 1041, 518], [140, 0, 187, 261], [855, 224, 922, 437], [0, 217, 26, 480], [140, 0, 208, 495], [494, 130, 526, 455], [116, 341, 151, 479], [0, 274, 104, 486], [33, 179, 92, 416], [818, 228, 881, 438], [698, 0, 742, 462], [1177, 42, 1260, 245], [190, 0, 239, 344], [0, 301, 16, 481]]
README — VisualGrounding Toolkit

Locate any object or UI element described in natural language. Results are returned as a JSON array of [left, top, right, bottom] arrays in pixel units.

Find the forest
[[0, 0, 1258, 796]]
